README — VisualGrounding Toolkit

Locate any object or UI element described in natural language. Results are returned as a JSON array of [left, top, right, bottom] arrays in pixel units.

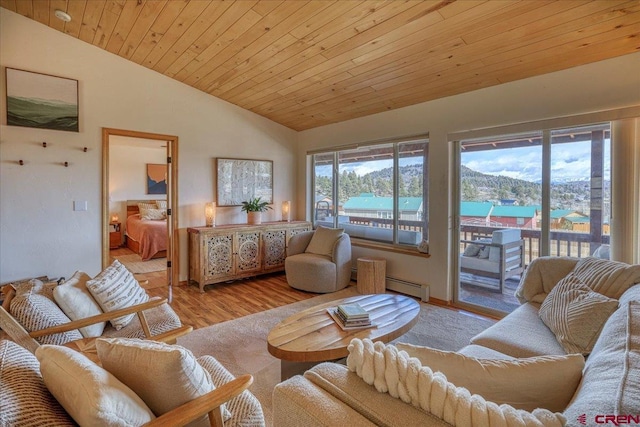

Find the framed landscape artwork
[[147, 163, 167, 195], [5, 68, 79, 132], [216, 158, 273, 206]]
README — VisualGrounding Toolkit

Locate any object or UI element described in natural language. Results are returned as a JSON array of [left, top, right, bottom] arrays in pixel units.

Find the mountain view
[[317, 164, 608, 215]]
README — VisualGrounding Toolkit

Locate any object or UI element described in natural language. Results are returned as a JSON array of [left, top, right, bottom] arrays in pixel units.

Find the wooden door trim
[[101, 128, 179, 288]]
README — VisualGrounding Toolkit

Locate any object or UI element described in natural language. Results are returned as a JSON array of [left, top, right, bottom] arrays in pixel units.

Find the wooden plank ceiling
[[2, 0, 639, 131]]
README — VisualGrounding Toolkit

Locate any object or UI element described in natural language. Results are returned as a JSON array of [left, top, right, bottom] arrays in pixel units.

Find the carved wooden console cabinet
[[187, 221, 311, 292]]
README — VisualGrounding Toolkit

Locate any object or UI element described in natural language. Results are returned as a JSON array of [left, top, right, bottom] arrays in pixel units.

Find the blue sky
[[462, 140, 611, 182], [315, 140, 610, 183]]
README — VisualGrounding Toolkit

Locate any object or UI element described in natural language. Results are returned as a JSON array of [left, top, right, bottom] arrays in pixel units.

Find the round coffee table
[[267, 293, 420, 379]]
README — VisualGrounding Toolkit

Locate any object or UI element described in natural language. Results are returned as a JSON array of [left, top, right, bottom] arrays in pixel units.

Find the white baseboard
[[352, 268, 429, 302]]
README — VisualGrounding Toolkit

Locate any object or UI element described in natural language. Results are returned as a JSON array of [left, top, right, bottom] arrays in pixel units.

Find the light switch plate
[[74, 200, 88, 211]]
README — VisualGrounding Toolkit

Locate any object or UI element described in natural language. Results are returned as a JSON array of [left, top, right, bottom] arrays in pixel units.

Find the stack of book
[[328, 303, 373, 330]]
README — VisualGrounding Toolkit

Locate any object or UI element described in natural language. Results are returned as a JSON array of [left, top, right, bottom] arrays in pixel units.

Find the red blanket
[[125, 214, 167, 260]]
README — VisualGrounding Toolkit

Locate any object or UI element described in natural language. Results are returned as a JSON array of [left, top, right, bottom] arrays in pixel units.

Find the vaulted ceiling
[[2, 0, 639, 131]]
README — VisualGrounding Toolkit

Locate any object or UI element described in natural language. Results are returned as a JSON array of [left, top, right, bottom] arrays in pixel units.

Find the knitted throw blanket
[[346, 339, 566, 427]]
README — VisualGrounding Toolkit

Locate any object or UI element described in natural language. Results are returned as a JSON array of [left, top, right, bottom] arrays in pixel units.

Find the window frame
[[311, 136, 429, 248]]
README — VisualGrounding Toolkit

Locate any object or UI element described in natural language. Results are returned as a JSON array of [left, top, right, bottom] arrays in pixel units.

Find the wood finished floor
[[111, 246, 318, 330]]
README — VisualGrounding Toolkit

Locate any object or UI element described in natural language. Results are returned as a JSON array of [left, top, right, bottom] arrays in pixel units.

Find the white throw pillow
[[539, 272, 618, 354], [305, 226, 344, 257], [53, 271, 105, 338], [96, 338, 230, 425], [35, 345, 155, 426], [155, 200, 167, 210], [395, 342, 584, 412], [137, 202, 157, 210], [86, 260, 149, 330], [140, 207, 166, 220]]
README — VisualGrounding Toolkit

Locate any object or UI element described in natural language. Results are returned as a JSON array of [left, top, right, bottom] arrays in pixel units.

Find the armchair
[[285, 227, 352, 293], [460, 228, 525, 292]]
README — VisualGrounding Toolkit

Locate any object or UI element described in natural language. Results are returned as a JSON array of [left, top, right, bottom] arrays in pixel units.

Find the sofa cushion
[[346, 339, 566, 427], [96, 338, 230, 425], [274, 372, 380, 427], [620, 284, 640, 306], [471, 302, 566, 357], [86, 260, 148, 330], [571, 256, 640, 299], [35, 344, 155, 426], [539, 273, 618, 355], [563, 301, 640, 422], [305, 226, 344, 257], [303, 362, 450, 427], [10, 279, 83, 345], [515, 256, 580, 304], [53, 270, 106, 338], [457, 344, 515, 360], [395, 342, 584, 412], [0, 340, 75, 427]]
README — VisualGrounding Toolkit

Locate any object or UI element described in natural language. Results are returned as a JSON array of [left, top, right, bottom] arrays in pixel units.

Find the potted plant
[[241, 197, 272, 225]]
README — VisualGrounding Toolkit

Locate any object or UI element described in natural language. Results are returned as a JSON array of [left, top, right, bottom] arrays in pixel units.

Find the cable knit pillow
[[53, 271, 105, 338], [9, 279, 82, 345], [347, 338, 566, 427], [539, 273, 618, 354], [86, 260, 148, 330], [96, 338, 231, 424], [305, 226, 344, 257], [395, 342, 584, 412], [36, 345, 155, 426]]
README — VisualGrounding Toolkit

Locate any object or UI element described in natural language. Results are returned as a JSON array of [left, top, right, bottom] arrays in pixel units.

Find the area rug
[[113, 254, 166, 274], [177, 287, 496, 426]]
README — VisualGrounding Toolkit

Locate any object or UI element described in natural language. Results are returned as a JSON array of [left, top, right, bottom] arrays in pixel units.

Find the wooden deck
[[459, 272, 521, 313]]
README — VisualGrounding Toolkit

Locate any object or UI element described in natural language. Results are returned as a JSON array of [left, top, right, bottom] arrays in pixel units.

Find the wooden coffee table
[[267, 293, 420, 379]]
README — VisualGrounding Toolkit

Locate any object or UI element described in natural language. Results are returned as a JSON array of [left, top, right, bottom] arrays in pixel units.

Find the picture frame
[[147, 163, 167, 195], [216, 158, 273, 206], [5, 67, 79, 132]]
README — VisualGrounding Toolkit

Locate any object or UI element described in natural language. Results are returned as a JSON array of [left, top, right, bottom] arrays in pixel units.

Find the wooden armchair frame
[[0, 285, 192, 354]]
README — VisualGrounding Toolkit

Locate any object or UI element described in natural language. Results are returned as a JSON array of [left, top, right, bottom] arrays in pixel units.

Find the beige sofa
[[273, 256, 640, 426]]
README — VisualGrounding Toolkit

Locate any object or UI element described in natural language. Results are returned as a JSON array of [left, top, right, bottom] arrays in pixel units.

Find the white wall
[[0, 9, 298, 282], [109, 136, 166, 234], [298, 52, 640, 301]]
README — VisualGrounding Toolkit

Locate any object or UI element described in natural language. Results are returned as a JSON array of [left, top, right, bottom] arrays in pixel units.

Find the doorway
[[101, 128, 179, 292]]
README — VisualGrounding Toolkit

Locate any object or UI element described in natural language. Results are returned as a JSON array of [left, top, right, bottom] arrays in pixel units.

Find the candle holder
[[282, 200, 291, 222], [205, 202, 216, 227]]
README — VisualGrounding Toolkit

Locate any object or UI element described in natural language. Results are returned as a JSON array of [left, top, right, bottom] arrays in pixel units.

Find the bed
[[125, 200, 167, 261]]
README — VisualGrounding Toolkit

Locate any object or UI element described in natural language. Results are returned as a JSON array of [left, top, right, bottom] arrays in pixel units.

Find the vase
[[247, 211, 262, 225]]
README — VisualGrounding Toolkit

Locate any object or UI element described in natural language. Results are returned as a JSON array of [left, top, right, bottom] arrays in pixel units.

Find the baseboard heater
[[352, 269, 429, 302]]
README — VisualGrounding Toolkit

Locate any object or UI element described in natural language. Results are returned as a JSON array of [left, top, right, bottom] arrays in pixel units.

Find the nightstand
[[109, 222, 121, 249]]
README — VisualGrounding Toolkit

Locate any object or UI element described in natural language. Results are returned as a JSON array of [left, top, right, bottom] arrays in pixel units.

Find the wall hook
[[64, 161, 69, 167], [83, 147, 88, 152], [42, 142, 47, 148], [19, 160, 24, 165]]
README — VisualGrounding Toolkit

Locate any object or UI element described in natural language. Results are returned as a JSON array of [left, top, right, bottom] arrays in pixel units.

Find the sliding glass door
[[456, 123, 611, 315]]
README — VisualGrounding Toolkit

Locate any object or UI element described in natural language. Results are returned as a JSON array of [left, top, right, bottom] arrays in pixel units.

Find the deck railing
[[330, 215, 609, 262]]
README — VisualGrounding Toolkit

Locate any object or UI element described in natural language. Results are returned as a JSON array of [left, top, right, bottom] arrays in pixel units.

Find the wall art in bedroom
[[5, 67, 79, 132], [147, 163, 167, 195]]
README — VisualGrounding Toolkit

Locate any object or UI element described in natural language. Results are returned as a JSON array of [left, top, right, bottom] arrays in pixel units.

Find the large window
[[313, 137, 428, 246]]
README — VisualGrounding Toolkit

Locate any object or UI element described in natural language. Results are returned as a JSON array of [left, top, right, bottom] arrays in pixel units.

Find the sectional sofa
[[273, 256, 640, 426]]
